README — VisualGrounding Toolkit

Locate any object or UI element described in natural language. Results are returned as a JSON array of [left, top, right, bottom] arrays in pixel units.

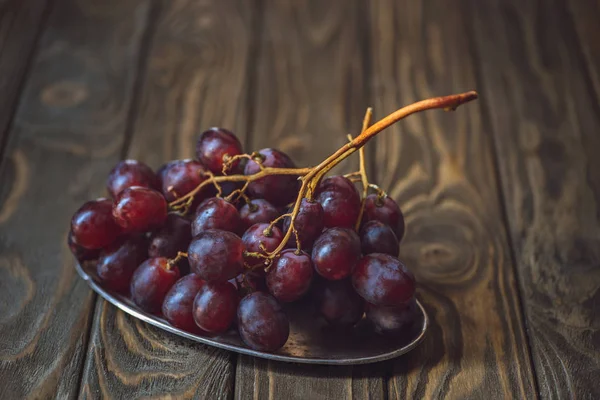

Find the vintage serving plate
[[75, 260, 428, 365]]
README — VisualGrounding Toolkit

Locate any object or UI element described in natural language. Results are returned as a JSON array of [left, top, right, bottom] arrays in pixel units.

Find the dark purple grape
[[195, 128, 243, 174], [193, 281, 239, 334], [314, 278, 365, 326], [244, 148, 299, 206], [192, 197, 242, 236], [239, 199, 279, 231], [315, 176, 361, 229], [188, 229, 244, 282], [241, 223, 284, 268], [266, 249, 313, 302], [130, 257, 180, 313], [311, 227, 361, 280], [366, 298, 418, 335], [71, 198, 122, 249], [359, 220, 399, 256], [162, 274, 206, 332], [107, 159, 159, 198], [68, 230, 99, 262], [362, 194, 405, 241], [112, 187, 167, 233], [238, 271, 268, 293], [96, 236, 148, 293], [238, 292, 289, 352], [149, 214, 192, 258], [352, 253, 415, 307], [283, 199, 324, 249], [158, 159, 210, 203]]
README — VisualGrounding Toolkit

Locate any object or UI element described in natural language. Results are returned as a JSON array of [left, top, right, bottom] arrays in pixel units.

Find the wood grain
[[0, 0, 52, 149], [80, 0, 257, 398], [467, 0, 600, 397], [367, 1, 537, 398], [234, 1, 383, 399], [0, 0, 151, 398]]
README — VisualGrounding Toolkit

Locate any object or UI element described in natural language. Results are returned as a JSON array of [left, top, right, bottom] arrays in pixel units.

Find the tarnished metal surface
[[76, 261, 428, 365]]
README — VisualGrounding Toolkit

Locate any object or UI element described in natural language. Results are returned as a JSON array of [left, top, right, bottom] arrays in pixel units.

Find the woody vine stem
[[169, 91, 478, 267]]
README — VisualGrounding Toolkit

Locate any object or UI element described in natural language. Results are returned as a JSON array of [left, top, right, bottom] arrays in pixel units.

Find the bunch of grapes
[[68, 92, 478, 353]]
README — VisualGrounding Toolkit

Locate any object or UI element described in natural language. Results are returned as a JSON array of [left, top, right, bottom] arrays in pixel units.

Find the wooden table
[[1, 0, 599, 398]]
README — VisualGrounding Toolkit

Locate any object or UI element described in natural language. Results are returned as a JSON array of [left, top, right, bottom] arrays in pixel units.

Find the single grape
[[359, 220, 399, 257], [96, 236, 148, 293], [283, 199, 324, 249], [241, 223, 284, 268], [313, 278, 365, 326], [195, 128, 243, 174], [130, 257, 180, 313], [68, 230, 100, 262], [158, 159, 210, 203], [239, 271, 268, 293], [106, 159, 159, 198], [149, 214, 192, 258], [71, 198, 122, 249], [266, 249, 313, 302], [192, 197, 242, 236], [239, 199, 279, 231], [362, 194, 405, 241], [238, 292, 289, 352], [352, 253, 415, 306], [366, 298, 418, 335], [311, 227, 361, 280], [244, 148, 299, 206], [193, 281, 239, 334], [188, 229, 244, 282], [315, 176, 361, 229], [162, 274, 206, 332], [112, 187, 167, 233]]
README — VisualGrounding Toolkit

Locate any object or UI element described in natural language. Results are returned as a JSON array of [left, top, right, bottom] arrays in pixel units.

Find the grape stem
[[168, 91, 478, 264], [353, 108, 373, 231]]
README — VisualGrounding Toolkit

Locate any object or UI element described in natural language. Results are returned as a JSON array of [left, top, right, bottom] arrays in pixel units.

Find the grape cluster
[[68, 127, 418, 353]]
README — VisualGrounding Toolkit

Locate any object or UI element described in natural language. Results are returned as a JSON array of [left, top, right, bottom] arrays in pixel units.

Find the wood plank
[[0, 0, 151, 398], [0, 0, 52, 149], [79, 0, 257, 398], [466, 0, 600, 397], [234, 1, 383, 399], [367, 1, 538, 398]]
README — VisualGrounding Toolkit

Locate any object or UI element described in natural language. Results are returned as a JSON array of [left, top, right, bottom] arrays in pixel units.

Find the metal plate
[[75, 260, 428, 365]]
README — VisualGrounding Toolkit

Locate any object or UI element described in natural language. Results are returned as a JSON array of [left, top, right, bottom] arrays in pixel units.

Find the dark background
[[0, 0, 598, 398]]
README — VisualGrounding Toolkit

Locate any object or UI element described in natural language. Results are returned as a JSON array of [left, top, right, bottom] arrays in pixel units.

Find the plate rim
[[75, 261, 428, 365]]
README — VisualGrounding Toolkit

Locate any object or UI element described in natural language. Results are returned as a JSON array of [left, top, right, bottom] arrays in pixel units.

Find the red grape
[[366, 298, 418, 335], [193, 281, 239, 334], [359, 220, 399, 256], [106, 159, 159, 198], [244, 148, 299, 206], [96, 236, 147, 293], [239, 199, 279, 231], [283, 199, 324, 249], [188, 229, 244, 282], [162, 274, 205, 332], [112, 187, 167, 232], [158, 159, 210, 203], [68, 230, 99, 262], [241, 223, 284, 268], [266, 249, 313, 302], [195, 128, 243, 174], [315, 176, 361, 229], [311, 227, 361, 280], [352, 253, 415, 306], [130, 257, 180, 313], [192, 197, 242, 236], [71, 198, 122, 249], [362, 194, 405, 241], [238, 292, 289, 352], [313, 278, 365, 326], [237, 271, 268, 293], [149, 214, 192, 258]]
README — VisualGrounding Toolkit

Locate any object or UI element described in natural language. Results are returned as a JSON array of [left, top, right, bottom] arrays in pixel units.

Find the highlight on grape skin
[[68, 92, 478, 353]]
